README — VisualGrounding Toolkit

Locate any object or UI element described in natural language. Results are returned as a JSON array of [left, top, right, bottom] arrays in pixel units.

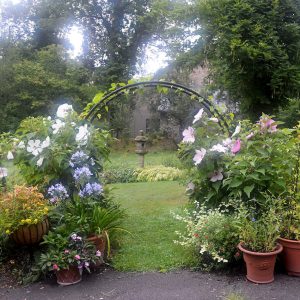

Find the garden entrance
[[86, 81, 229, 271]]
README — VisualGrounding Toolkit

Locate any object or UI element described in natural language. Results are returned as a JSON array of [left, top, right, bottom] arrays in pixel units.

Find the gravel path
[[1, 269, 299, 300]]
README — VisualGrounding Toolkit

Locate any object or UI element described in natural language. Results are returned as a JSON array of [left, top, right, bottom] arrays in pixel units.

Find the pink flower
[[246, 132, 254, 140], [231, 139, 241, 154], [53, 264, 59, 270], [259, 115, 277, 133], [96, 250, 102, 257], [222, 138, 232, 147], [210, 170, 224, 182], [193, 148, 207, 165], [64, 249, 70, 254], [74, 255, 81, 260], [193, 108, 204, 124], [84, 262, 90, 268], [182, 127, 195, 143]]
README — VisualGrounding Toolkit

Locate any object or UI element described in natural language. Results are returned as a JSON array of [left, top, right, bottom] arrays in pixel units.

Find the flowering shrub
[[179, 110, 298, 210], [39, 232, 103, 273], [0, 185, 50, 234], [173, 204, 240, 270], [7, 105, 110, 193]]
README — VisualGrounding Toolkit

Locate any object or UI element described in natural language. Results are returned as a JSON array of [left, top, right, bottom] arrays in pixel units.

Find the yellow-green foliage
[[135, 166, 184, 182]]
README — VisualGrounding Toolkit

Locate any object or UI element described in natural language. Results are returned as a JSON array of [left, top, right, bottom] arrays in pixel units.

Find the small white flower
[[47, 116, 52, 120], [182, 127, 195, 143], [231, 123, 241, 137], [0, 167, 8, 178], [41, 136, 50, 149], [56, 103, 73, 118], [27, 140, 43, 156], [222, 138, 232, 147], [193, 148, 206, 165], [36, 156, 44, 167], [7, 151, 14, 160], [210, 144, 227, 153], [52, 119, 65, 134], [193, 108, 204, 124], [208, 117, 219, 123], [76, 124, 90, 145], [17, 141, 25, 149]]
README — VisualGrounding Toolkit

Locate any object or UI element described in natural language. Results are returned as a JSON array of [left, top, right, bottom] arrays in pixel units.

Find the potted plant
[[237, 201, 282, 284], [39, 232, 103, 285], [277, 125, 300, 276], [0, 185, 50, 245]]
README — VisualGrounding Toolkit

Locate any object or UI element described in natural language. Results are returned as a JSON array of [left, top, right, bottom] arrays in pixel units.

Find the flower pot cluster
[[177, 109, 300, 283], [0, 104, 126, 285]]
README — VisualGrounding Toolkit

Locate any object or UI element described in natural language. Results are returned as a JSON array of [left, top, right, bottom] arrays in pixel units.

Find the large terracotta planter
[[87, 234, 106, 255], [238, 243, 283, 284], [56, 265, 82, 286], [278, 237, 300, 276], [12, 217, 49, 246]]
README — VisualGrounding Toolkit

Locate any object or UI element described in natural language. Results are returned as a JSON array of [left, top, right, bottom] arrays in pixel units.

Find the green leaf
[[243, 185, 254, 198], [229, 178, 243, 188]]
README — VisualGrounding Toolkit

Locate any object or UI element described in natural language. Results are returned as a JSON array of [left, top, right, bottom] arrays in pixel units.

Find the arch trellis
[[85, 81, 230, 133]]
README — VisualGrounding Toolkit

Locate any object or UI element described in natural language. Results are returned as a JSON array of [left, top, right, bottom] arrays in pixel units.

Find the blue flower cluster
[[69, 151, 95, 168], [48, 183, 69, 204], [73, 166, 93, 183], [79, 182, 103, 198]]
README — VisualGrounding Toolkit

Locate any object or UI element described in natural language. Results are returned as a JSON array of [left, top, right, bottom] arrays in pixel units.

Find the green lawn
[[104, 150, 182, 170], [110, 181, 197, 271]]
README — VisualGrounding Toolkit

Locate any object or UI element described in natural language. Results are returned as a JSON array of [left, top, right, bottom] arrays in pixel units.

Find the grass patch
[[110, 181, 197, 271], [104, 151, 181, 170]]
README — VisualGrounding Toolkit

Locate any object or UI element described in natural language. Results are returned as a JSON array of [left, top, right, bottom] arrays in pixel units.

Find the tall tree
[[194, 0, 300, 117]]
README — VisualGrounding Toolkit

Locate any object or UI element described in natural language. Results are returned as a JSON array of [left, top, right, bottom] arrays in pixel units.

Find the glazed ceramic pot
[[238, 243, 283, 284]]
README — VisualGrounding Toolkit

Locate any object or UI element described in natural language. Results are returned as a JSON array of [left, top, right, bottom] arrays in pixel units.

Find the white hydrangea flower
[[52, 119, 65, 134], [56, 103, 73, 118], [76, 124, 90, 145], [41, 136, 50, 148], [27, 140, 43, 156]]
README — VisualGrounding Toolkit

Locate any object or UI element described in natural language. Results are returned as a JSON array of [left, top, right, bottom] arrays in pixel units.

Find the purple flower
[[69, 151, 90, 168], [246, 132, 255, 140], [73, 166, 92, 183], [48, 183, 69, 203], [79, 182, 103, 198], [96, 250, 102, 257], [182, 127, 195, 144]]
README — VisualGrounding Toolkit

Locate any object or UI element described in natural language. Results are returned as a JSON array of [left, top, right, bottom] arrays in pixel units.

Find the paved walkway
[[1, 269, 300, 300]]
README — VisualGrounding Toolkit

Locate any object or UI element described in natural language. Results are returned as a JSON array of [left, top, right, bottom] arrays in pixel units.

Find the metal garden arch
[[85, 81, 230, 133]]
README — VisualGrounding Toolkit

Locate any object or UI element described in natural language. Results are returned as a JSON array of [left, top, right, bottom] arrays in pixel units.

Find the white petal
[[7, 151, 14, 160], [36, 157, 44, 167]]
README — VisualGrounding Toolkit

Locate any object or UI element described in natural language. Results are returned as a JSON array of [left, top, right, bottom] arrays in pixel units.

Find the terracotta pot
[[12, 217, 49, 246], [87, 234, 106, 254], [56, 265, 82, 286], [238, 242, 283, 284], [278, 237, 300, 276]]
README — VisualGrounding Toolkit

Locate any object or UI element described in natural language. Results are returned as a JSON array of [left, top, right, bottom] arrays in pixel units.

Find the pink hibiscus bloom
[[210, 170, 224, 182], [182, 127, 195, 143], [231, 139, 241, 154], [193, 148, 207, 165]]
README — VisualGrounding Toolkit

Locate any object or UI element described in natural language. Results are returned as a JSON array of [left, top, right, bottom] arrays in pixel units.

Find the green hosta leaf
[[243, 185, 255, 198]]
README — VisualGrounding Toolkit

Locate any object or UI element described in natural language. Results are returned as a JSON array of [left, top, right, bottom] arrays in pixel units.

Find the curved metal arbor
[[85, 81, 229, 132]]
